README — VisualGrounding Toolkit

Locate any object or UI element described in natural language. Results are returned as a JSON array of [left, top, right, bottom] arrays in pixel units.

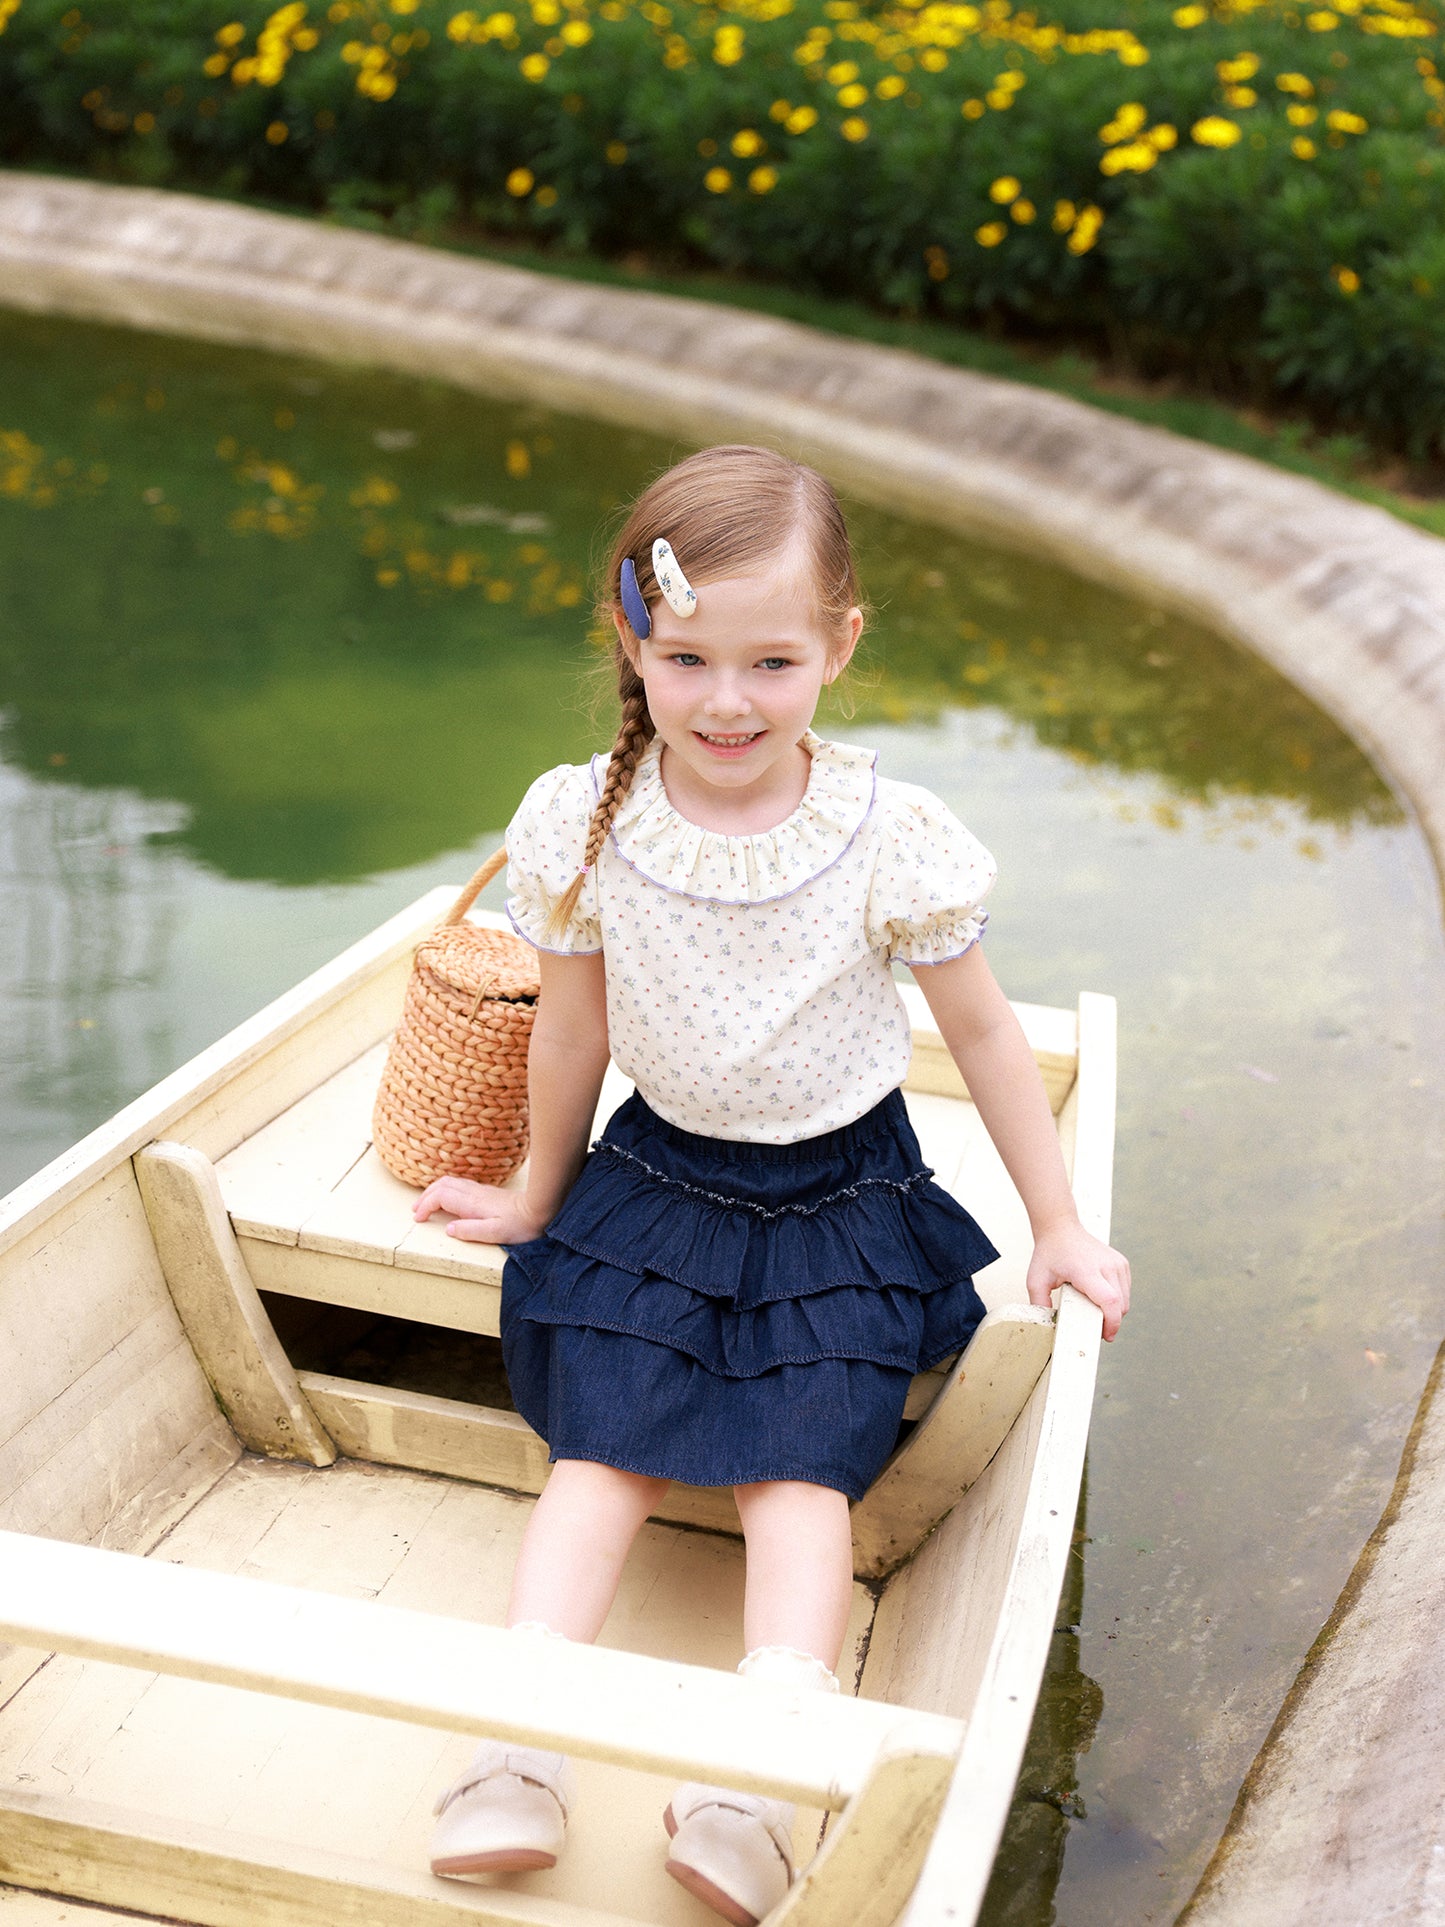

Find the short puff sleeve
[[504, 762, 603, 955], [865, 781, 997, 966]]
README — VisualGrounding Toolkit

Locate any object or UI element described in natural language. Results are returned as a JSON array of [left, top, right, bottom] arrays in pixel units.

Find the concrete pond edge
[[1, 171, 1442, 1924]]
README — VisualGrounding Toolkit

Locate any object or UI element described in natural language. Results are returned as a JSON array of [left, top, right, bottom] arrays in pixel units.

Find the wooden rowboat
[[0, 886, 1115, 1927]]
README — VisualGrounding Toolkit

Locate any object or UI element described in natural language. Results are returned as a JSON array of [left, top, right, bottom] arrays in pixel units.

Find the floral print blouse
[[505, 730, 996, 1143]]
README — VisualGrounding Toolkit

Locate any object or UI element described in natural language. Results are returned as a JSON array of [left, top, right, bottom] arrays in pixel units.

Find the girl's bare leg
[[507, 1459, 670, 1642], [733, 1480, 853, 1671]]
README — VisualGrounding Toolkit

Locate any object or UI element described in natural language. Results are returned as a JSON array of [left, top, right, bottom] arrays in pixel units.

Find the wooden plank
[[216, 1043, 388, 1245], [134, 1145, 335, 1467], [849, 1306, 1056, 1582], [898, 994, 1112, 1927], [0, 887, 462, 1262], [0, 1786, 648, 1927], [244, 1239, 502, 1335], [900, 985, 1077, 1116], [298, 1374, 744, 1537], [769, 1739, 957, 1927], [0, 1530, 960, 1808], [301, 1148, 422, 1264]]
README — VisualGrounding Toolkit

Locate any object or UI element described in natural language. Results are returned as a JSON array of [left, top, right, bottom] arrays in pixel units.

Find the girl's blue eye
[[670, 653, 703, 667], [759, 657, 791, 671]]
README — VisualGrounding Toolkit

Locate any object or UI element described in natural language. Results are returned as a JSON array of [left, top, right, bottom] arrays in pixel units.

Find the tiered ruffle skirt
[[500, 1088, 998, 1501]]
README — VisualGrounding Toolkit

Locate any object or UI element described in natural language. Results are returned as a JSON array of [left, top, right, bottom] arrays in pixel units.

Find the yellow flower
[[919, 47, 947, 71], [1149, 123, 1178, 148], [265, 119, 289, 143], [1011, 198, 1036, 223], [876, 74, 906, 98], [770, 98, 793, 121], [203, 52, 230, 75], [506, 166, 535, 195], [713, 24, 745, 64], [840, 115, 870, 140], [561, 20, 592, 44], [985, 88, 1014, 109], [1326, 108, 1368, 132], [975, 220, 1007, 246], [1223, 85, 1257, 106], [989, 175, 1021, 203], [216, 20, 246, 45], [961, 98, 985, 119], [1191, 115, 1242, 145], [1291, 134, 1317, 156], [1099, 101, 1148, 144], [731, 128, 765, 156], [519, 51, 549, 78], [1306, 9, 1338, 25], [1332, 264, 1360, 292], [925, 243, 949, 279], [748, 164, 780, 193], [1101, 140, 1158, 173], [1287, 103, 1318, 123], [1052, 198, 1077, 231], [1276, 71, 1314, 94], [505, 440, 531, 477], [605, 139, 627, 162], [825, 60, 859, 83], [1172, 3, 1207, 23], [784, 104, 818, 133], [837, 82, 868, 105], [1066, 204, 1104, 254], [704, 165, 733, 191], [535, 185, 558, 206], [1216, 52, 1260, 81]]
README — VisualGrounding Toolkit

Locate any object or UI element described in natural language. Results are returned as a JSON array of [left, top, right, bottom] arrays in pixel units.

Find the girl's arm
[[910, 945, 1130, 1340], [413, 949, 610, 1244]]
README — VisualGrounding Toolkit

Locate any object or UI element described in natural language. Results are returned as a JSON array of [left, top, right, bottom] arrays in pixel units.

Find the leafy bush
[[2, 0, 1442, 449]]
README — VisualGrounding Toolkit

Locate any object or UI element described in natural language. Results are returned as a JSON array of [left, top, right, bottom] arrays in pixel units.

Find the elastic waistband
[[604, 1087, 909, 1166]]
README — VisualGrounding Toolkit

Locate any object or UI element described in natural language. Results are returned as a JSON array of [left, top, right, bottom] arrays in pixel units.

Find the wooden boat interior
[[0, 887, 1114, 1927]]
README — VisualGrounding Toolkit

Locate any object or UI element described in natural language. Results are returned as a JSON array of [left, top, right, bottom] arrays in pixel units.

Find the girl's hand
[[412, 1176, 547, 1246], [1025, 1217, 1131, 1341]]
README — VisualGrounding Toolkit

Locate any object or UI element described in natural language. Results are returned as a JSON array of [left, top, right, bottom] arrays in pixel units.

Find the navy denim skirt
[[500, 1087, 998, 1502]]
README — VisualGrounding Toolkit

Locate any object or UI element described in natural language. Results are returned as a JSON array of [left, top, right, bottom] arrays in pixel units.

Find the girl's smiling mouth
[[694, 730, 764, 756]]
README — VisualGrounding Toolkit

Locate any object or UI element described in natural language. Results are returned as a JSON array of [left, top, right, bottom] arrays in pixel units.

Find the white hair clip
[[652, 537, 698, 619]]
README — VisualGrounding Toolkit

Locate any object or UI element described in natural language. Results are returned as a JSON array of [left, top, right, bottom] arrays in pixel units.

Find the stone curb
[[1, 171, 1443, 1925], [2, 172, 1445, 894]]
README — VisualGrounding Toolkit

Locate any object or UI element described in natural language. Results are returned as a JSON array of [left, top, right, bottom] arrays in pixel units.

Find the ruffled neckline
[[602, 729, 877, 904]]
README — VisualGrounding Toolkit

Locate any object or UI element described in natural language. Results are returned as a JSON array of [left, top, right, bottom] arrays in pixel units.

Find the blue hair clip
[[619, 556, 651, 639]]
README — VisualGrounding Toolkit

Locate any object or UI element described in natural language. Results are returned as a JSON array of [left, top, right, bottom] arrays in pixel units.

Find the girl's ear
[[823, 606, 864, 683], [613, 610, 642, 671]]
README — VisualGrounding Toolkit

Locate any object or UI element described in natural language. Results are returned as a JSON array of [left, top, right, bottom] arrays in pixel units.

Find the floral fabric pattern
[[505, 731, 996, 1143]]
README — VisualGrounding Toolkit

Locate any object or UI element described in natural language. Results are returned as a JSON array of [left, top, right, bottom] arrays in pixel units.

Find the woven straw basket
[[372, 848, 539, 1190]]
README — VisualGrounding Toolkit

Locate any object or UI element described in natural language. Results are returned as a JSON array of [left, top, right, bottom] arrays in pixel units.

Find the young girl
[[415, 444, 1129, 1925]]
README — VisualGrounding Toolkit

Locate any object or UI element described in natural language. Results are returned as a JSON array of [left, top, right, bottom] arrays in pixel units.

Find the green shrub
[[1, 0, 1441, 450]]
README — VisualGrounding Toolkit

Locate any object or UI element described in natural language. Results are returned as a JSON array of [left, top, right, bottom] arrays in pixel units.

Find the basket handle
[[442, 846, 508, 927]]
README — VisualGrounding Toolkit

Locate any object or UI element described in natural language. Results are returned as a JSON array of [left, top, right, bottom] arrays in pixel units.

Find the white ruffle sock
[[664, 1645, 842, 1926], [429, 1624, 576, 1879]]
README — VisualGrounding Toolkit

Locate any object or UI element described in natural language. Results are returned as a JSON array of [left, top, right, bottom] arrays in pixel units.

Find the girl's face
[[617, 545, 862, 807]]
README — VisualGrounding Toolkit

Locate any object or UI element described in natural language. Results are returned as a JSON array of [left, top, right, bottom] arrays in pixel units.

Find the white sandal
[[664, 1781, 796, 1926], [429, 1741, 573, 1877]]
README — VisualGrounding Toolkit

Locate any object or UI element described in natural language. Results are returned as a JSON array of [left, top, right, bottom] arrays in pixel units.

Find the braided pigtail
[[542, 659, 653, 942]]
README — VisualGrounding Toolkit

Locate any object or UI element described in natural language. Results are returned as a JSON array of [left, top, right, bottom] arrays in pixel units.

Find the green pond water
[[2, 308, 1443, 1926]]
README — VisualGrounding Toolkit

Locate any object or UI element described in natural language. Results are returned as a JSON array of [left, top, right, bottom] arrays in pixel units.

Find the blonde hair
[[544, 445, 863, 938]]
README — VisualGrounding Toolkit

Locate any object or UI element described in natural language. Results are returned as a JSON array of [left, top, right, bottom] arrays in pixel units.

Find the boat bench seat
[[0, 1525, 963, 1927], [135, 992, 1064, 1575]]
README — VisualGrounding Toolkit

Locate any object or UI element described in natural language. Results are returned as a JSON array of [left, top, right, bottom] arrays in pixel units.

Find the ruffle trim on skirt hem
[[537, 1141, 1000, 1310], [503, 1244, 989, 1379]]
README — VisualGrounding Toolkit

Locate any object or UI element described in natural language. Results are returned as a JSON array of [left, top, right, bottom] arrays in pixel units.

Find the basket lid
[[415, 924, 540, 1001]]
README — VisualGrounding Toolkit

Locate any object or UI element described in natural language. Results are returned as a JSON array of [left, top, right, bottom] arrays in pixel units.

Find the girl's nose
[[704, 681, 750, 719]]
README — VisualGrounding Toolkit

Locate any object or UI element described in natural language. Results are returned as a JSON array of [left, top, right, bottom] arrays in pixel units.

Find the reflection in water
[[1, 310, 1442, 1927], [0, 762, 187, 1166], [0, 310, 1393, 897]]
